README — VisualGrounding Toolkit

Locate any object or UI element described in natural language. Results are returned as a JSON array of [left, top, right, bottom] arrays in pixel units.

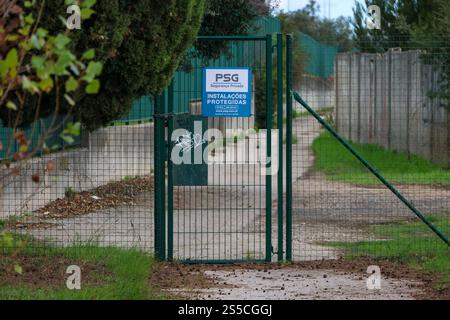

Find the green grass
[[333, 216, 450, 289], [293, 109, 309, 119], [312, 132, 450, 185], [0, 245, 164, 300]]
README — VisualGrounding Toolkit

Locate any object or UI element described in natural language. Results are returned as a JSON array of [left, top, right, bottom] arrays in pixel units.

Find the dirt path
[[154, 261, 430, 300], [194, 268, 418, 300]]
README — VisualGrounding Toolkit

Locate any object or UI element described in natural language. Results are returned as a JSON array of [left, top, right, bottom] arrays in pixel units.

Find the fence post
[[348, 54, 352, 139], [276, 33, 284, 262], [388, 50, 392, 149], [373, 54, 378, 143], [265, 34, 273, 262], [154, 92, 166, 261], [357, 53, 361, 142], [406, 52, 411, 158], [285, 34, 293, 261], [335, 55, 339, 131], [167, 81, 174, 261]]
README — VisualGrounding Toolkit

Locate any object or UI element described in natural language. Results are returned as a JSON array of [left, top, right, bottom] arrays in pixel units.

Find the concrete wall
[[335, 50, 449, 165], [0, 124, 154, 218], [295, 74, 335, 111]]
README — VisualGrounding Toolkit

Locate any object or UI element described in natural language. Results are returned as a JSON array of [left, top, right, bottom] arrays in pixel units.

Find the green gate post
[[285, 34, 293, 261], [276, 33, 284, 262], [154, 92, 167, 261], [266, 34, 273, 262], [167, 81, 174, 261]]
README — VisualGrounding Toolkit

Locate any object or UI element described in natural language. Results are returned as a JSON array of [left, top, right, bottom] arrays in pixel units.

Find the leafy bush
[[0, 0, 101, 156], [78, 0, 205, 130], [2, 0, 205, 131]]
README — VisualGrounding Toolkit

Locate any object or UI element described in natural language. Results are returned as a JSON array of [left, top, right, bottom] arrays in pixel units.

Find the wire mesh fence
[[290, 36, 450, 261], [0, 118, 155, 252], [1, 33, 449, 265], [0, 36, 277, 262]]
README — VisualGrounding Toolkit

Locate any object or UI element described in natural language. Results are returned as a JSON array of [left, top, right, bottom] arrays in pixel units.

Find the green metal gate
[[154, 34, 449, 264], [283, 34, 449, 262], [154, 35, 285, 263]]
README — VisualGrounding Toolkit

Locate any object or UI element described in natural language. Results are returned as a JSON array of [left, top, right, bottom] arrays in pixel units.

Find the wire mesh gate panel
[[158, 36, 278, 263], [286, 35, 450, 261], [0, 34, 282, 263]]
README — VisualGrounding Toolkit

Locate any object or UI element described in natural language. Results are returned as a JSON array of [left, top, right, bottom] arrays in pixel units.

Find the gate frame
[[285, 34, 293, 261], [154, 34, 286, 263]]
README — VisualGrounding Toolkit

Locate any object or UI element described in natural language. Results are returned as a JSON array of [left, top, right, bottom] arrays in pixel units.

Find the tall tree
[[352, 0, 444, 52], [412, 0, 450, 106], [3, 0, 277, 131], [278, 0, 353, 51], [191, 0, 276, 62], [1, 0, 206, 131], [352, 0, 450, 108]]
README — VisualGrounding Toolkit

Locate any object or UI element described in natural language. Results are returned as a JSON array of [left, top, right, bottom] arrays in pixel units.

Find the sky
[[277, 0, 362, 19]]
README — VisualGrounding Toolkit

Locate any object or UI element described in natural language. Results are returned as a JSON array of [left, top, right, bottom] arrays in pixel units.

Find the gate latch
[[153, 112, 190, 127]]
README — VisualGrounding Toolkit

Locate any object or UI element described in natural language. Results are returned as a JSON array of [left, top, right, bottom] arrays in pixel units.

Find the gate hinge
[[271, 246, 285, 256]]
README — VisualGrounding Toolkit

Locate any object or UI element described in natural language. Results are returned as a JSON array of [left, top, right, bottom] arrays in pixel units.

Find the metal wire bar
[[285, 34, 293, 261]]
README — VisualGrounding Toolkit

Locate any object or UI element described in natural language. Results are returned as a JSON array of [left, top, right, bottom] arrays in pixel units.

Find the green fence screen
[[299, 32, 338, 79]]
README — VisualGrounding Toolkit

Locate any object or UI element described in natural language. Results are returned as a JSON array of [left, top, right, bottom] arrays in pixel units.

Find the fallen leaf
[[11, 167, 20, 176], [14, 265, 23, 275], [32, 174, 40, 183], [46, 160, 55, 172]]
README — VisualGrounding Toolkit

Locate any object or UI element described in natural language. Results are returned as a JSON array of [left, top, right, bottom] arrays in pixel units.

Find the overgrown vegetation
[[312, 132, 450, 186], [0, 0, 100, 193], [0, 244, 162, 300]]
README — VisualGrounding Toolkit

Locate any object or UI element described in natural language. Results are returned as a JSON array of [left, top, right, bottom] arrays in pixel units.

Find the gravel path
[[193, 268, 419, 300]]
